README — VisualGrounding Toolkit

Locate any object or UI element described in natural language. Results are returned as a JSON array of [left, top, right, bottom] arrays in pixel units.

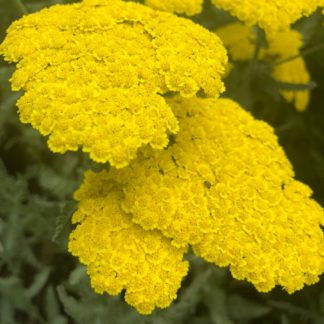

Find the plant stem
[[247, 26, 267, 76], [253, 26, 265, 61], [12, 0, 28, 16]]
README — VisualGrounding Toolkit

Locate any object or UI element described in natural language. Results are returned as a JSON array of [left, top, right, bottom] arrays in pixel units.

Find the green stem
[[12, 0, 28, 16], [267, 300, 324, 322], [247, 26, 266, 76], [253, 26, 265, 61]]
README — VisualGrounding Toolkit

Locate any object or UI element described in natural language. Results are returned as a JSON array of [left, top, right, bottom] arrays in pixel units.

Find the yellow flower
[[69, 171, 189, 315], [272, 58, 310, 112], [0, 0, 227, 168], [144, 0, 203, 16], [96, 96, 324, 294], [215, 23, 256, 61], [211, 0, 324, 34], [216, 23, 311, 111], [265, 29, 303, 58]]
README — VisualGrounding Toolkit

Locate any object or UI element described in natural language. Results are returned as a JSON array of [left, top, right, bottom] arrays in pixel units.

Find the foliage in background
[[0, 0, 324, 323]]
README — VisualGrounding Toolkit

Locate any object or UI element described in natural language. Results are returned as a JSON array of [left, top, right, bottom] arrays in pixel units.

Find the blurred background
[[0, 0, 324, 323]]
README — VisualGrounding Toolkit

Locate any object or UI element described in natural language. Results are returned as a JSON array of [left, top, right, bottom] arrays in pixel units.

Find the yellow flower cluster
[[3, 0, 324, 316], [211, 0, 324, 34], [272, 59, 310, 111], [215, 23, 256, 61], [69, 174, 189, 314], [145, 0, 203, 16], [0, 0, 227, 168], [144, 0, 324, 32], [79, 97, 324, 301], [267, 31, 311, 111], [216, 23, 311, 111]]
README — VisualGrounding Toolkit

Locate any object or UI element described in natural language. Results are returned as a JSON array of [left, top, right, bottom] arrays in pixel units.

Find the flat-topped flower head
[[69, 172, 189, 314], [145, 0, 203, 16], [216, 23, 311, 111], [0, 0, 227, 168], [96, 97, 324, 293], [211, 0, 324, 34]]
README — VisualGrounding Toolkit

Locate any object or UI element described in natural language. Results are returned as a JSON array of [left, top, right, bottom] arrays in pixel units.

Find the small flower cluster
[[216, 24, 311, 111], [69, 179, 189, 314], [0, 0, 227, 168]]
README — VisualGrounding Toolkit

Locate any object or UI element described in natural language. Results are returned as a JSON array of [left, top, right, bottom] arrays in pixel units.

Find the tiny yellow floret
[[69, 171, 189, 314], [145, 0, 203, 16], [0, 0, 227, 168]]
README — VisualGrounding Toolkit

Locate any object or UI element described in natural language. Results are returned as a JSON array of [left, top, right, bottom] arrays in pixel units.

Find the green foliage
[[0, 0, 324, 323]]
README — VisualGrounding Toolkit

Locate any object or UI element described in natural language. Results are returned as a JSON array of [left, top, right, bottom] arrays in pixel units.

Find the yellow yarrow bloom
[[69, 172, 189, 314], [144, 0, 203, 16], [97, 97, 324, 294], [265, 29, 303, 58], [211, 0, 324, 34], [217, 23, 303, 61], [215, 23, 256, 61], [0, 0, 227, 168], [266, 30, 311, 112], [272, 59, 310, 112], [216, 23, 311, 111]]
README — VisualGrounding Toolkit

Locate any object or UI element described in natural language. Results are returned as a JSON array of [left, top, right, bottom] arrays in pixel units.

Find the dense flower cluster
[[216, 23, 311, 111], [211, 0, 324, 34], [69, 175, 188, 314], [0, 0, 227, 168], [145, 0, 203, 16], [72, 97, 324, 311]]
